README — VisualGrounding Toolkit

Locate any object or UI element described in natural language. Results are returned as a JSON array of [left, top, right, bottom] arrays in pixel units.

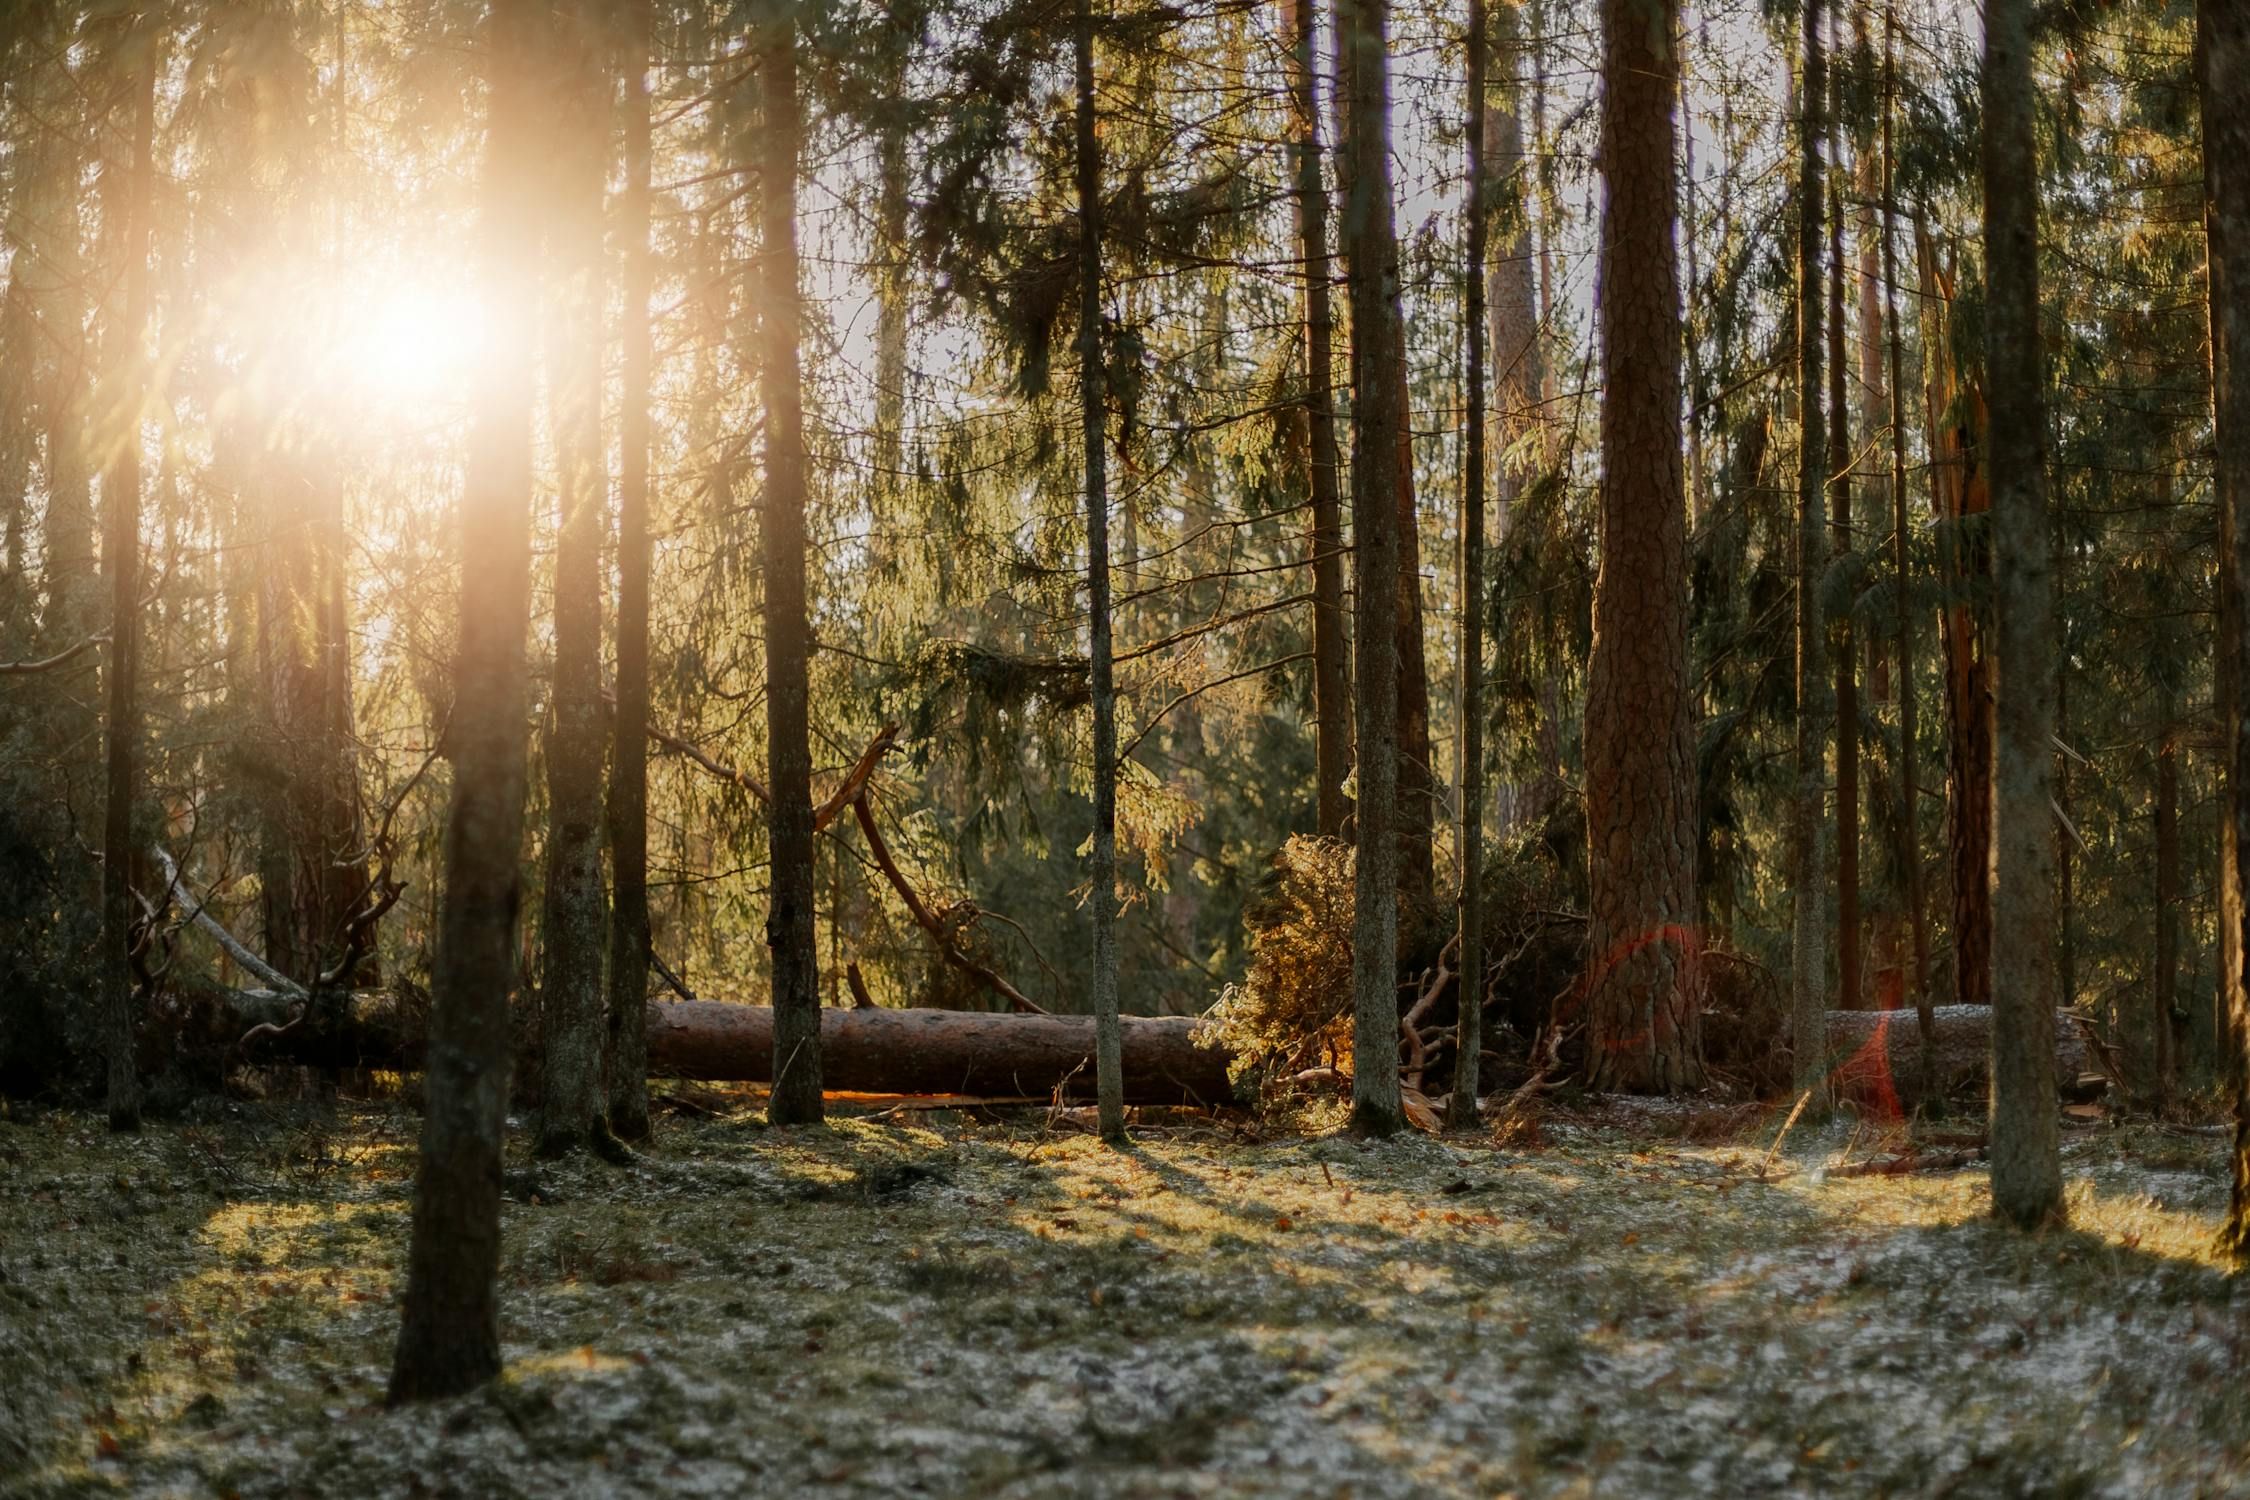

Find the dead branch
[[849, 792, 1048, 1015], [0, 633, 107, 676], [150, 844, 306, 999]]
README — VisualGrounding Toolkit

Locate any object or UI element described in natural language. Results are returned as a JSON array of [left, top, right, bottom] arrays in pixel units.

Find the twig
[[1758, 1090, 1814, 1180]]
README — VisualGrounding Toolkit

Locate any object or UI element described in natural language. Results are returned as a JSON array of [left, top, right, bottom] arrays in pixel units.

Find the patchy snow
[[1, 1100, 2243, 1498]]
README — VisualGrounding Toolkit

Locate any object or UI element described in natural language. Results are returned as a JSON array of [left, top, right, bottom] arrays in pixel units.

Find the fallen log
[[208, 991, 2092, 1114], [221, 990, 1237, 1106], [1823, 1005, 2097, 1112]]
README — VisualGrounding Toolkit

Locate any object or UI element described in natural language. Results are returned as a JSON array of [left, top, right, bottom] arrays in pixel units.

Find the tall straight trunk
[[1450, 0, 1488, 1131], [1790, 0, 1831, 1096], [1283, 0, 1353, 839], [2154, 708, 2180, 1113], [1918, 218, 1993, 1014], [2200, 0, 2250, 1263], [1486, 1, 1545, 835], [98, 36, 155, 1134], [27, 32, 96, 657], [1583, 0, 1699, 1093], [1829, 122, 1859, 1015], [1391, 346, 1435, 909], [606, 0, 656, 1143], [1982, 0, 2062, 1230], [389, 0, 543, 1405], [1337, 0, 1406, 1135], [1073, 0, 1125, 1143], [758, 4, 823, 1125], [536, 0, 614, 1159], [1880, 0, 1931, 1077]]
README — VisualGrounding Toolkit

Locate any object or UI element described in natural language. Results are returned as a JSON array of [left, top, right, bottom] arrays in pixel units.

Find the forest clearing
[[6, 1096, 2244, 1498]]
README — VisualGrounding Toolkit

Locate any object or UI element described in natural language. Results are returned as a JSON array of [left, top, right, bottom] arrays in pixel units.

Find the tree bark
[[97, 30, 156, 1134], [758, 3, 823, 1125], [1879, 0, 1932, 1087], [228, 991, 1236, 1106], [1073, 0, 1125, 1144], [535, 0, 614, 1160], [1337, 0, 1407, 1135], [606, 0, 656, 1144], [1486, 3, 1545, 836], [1982, 0, 2063, 1230], [1828, 93, 1859, 1017], [1917, 219, 1993, 1015], [1283, 0, 1354, 840], [2199, 0, 2250, 1264], [1450, 0, 1488, 1131], [1790, 0, 1832, 1097], [1582, 0, 1699, 1093], [2154, 711, 2180, 1112], [389, 0, 542, 1406]]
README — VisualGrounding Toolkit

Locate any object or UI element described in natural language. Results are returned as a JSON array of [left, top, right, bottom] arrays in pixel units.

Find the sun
[[332, 275, 489, 410]]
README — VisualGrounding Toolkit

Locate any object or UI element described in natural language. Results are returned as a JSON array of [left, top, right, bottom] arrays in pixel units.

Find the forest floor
[[1, 1089, 2245, 1500]]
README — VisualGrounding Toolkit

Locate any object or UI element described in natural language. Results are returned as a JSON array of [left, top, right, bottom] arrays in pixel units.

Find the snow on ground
[[2, 1096, 2244, 1498]]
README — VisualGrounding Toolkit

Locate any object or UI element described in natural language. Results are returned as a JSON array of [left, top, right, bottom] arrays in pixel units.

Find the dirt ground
[[2, 1091, 2244, 1499]]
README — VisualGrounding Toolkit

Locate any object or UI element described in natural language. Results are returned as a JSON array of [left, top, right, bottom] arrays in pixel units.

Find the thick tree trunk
[[1283, 0, 1354, 839], [758, 7, 823, 1125], [1582, 0, 1699, 1093], [98, 37, 155, 1134], [1982, 0, 2063, 1230], [1073, 0, 1125, 1143], [606, 0, 656, 1144], [1337, 0, 1406, 1136], [1790, 0, 1832, 1096], [2199, 0, 2250, 1264], [535, 0, 614, 1159], [1451, 0, 1488, 1131], [388, 0, 541, 1406]]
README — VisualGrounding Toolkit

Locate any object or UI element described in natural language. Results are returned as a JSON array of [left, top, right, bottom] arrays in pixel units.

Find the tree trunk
[[1789, 0, 1832, 1095], [606, 0, 656, 1145], [1073, 0, 1125, 1144], [2199, 0, 2250, 1264], [1879, 0, 1932, 1087], [1337, 0, 1406, 1136], [97, 32, 155, 1134], [1918, 219, 1993, 1015], [1828, 98, 1859, 1017], [389, 0, 542, 1406], [1982, 0, 2063, 1230], [758, 4, 823, 1126], [1450, 0, 1488, 1131], [2154, 712, 2180, 1112], [535, 0, 614, 1159], [1582, 0, 1700, 1093], [1391, 340, 1436, 910], [1486, 2, 1545, 836], [1283, 0, 1354, 840]]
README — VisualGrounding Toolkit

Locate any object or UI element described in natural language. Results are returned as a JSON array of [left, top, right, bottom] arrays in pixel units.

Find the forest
[[1, 0, 2248, 1493]]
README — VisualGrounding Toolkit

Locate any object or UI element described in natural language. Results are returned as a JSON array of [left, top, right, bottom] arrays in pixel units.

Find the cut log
[[1823, 1005, 2095, 1112], [221, 991, 1237, 1106]]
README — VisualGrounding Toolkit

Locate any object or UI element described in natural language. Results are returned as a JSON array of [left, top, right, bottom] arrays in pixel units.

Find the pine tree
[[1983, 0, 2063, 1230], [1583, 0, 1699, 1093], [389, 0, 545, 1404], [758, 0, 824, 1126]]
